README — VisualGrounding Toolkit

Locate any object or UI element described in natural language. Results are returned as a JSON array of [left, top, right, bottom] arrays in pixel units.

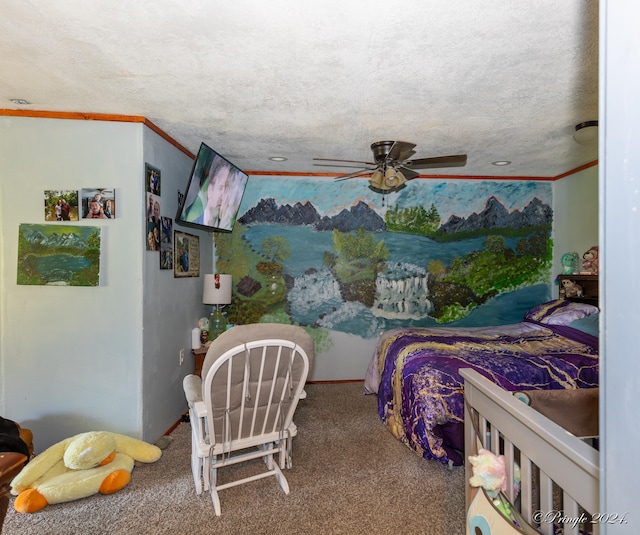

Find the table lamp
[[202, 274, 232, 341]]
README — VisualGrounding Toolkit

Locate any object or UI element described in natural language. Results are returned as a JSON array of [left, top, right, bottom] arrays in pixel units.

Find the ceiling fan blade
[[387, 141, 417, 162], [396, 166, 420, 180], [334, 168, 375, 181], [314, 163, 375, 169], [396, 149, 416, 162], [313, 157, 376, 166], [406, 154, 468, 169]]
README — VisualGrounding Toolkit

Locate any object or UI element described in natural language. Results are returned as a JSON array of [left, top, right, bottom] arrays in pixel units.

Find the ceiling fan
[[314, 141, 467, 192]]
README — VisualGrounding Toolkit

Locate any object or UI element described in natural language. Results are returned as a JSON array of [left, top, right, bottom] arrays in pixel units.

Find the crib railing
[[461, 368, 600, 535]]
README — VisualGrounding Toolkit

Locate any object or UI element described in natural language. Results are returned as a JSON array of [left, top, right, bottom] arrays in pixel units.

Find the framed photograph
[[145, 163, 161, 196], [174, 230, 200, 278], [145, 191, 161, 251], [44, 190, 78, 221], [81, 188, 116, 219], [160, 216, 173, 270]]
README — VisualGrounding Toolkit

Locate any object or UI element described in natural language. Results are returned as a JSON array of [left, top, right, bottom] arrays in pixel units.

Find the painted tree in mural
[[257, 235, 291, 277], [326, 227, 388, 307], [385, 203, 440, 236]]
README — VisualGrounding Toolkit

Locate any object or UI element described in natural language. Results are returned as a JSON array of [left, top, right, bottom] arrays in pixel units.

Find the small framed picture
[[160, 217, 173, 270], [145, 191, 161, 251], [44, 190, 78, 221], [145, 163, 161, 196], [174, 230, 200, 278], [146, 221, 160, 251], [81, 188, 116, 219]]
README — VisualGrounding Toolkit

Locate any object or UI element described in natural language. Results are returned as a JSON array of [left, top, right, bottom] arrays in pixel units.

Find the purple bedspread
[[373, 320, 599, 466]]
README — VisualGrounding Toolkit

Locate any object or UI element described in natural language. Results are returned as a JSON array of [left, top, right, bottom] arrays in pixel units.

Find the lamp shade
[[368, 169, 384, 189], [384, 168, 407, 189], [203, 274, 232, 305]]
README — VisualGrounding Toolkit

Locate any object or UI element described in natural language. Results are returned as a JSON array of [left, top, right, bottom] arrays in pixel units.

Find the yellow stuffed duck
[[10, 431, 162, 513]]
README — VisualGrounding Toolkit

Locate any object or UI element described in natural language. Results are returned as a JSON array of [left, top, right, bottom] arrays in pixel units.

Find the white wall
[[600, 1, 640, 528], [552, 165, 599, 284], [0, 116, 211, 451]]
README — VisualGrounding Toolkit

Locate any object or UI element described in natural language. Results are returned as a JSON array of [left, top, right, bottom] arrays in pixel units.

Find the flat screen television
[[175, 142, 249, 233]]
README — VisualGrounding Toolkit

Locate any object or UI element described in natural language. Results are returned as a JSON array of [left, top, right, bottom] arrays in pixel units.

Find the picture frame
[[145, 192, 161, 251], [44, 190, 78, 221], [145, 163, 161, 196], [17, 223, 101, 286], [160, 216, 173, 270], [174, 230, 200, 278], [81, 188, 116, 219]]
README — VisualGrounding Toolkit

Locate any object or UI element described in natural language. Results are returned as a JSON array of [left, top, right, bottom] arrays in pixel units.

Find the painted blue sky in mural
[[239, 176, 551, 222]]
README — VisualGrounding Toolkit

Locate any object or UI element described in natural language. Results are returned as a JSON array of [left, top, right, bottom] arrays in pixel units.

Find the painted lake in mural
[[241, 225, 551, 338]]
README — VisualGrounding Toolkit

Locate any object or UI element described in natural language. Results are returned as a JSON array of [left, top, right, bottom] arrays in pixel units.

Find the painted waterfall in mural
[[215, 177, 553, 340]]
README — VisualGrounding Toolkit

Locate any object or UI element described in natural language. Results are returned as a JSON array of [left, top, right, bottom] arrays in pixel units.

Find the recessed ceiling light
[[269, 156, 287, 162], [9, 98, 31, 105], [492, 160, 511, 166]]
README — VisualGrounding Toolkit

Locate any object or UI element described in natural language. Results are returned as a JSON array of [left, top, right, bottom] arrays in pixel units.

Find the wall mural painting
[[17, 224, 101, 286], [215, 178, 553, 340]]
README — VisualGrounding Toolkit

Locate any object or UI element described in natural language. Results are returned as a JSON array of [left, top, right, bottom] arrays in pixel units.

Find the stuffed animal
[[560, 252, 579, 275], [581, 246, 599, 274], [468, 448, 508, 498], [559, 278, 584, 298], [10, 431, 161, 513], [468, 449, 526, 529]]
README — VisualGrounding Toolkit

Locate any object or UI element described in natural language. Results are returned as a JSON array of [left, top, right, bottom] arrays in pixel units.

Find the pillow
[[524, 299, 599, 326], [568, 312, 600, 337]]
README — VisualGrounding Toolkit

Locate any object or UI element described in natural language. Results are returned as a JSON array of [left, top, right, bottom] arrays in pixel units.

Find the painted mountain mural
[[216, 178, 553, 338]]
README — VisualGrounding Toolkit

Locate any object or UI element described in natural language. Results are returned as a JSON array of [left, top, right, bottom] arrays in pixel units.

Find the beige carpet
[[3, 383, 466, 535]]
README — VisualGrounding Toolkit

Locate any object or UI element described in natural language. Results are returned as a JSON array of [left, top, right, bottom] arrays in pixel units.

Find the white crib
[[461, 368, 600, 535]]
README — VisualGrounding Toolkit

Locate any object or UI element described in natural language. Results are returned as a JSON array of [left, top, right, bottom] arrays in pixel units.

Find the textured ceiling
[[0, 0, 599, 178]]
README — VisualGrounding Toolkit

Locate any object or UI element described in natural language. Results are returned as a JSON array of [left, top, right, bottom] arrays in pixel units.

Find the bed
[[363, 298, 599, 466]]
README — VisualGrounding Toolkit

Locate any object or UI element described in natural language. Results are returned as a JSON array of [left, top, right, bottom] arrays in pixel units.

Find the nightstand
[[557, 274, 599, 306], [192, 345, 209, 377]]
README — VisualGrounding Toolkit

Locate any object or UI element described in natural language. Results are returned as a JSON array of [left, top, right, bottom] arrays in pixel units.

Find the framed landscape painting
[[17, 224, 101, 286]]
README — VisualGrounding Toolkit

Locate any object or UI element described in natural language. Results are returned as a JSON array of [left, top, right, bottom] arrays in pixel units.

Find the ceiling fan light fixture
[[325, 140, 467, 187], [384, 166, 398, 186], [573, 120, 598, 145], [384, 167, 407, 189], [368, 169, 384, 189]]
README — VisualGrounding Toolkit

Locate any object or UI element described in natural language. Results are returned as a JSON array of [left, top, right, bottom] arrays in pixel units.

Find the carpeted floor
[[3, 383, 466, 535]]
